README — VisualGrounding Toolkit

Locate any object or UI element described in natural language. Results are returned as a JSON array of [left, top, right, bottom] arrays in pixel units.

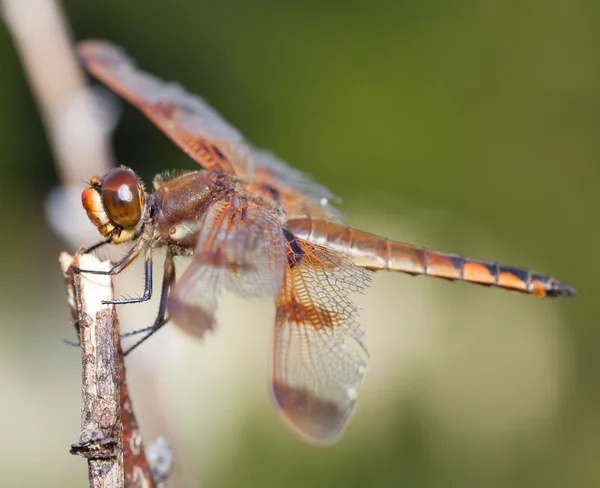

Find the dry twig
[[60, 252, 156, 487], [61, 252, 124, 486]]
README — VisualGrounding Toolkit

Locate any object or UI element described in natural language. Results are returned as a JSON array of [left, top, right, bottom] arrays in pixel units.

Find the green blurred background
[[0, 1, 598, 487]]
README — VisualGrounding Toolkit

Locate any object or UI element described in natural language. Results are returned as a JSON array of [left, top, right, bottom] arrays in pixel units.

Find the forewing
[[272, 232, 370, 444], [78, 40, 248, 174], [250, 149, 343, 220], [167, 197, 285, 338], [78, 40, 342, 218]]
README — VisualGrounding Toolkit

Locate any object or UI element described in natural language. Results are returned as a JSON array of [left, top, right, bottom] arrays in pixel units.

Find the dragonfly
[[74, 40, 576, 445]]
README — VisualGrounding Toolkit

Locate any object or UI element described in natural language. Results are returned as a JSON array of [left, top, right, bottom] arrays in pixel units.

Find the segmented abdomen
[[285, 218, 576, 297]]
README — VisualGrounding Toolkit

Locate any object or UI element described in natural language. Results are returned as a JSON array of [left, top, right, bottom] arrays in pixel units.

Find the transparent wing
[[271, 232, 370, 444], [250, 149, 343, 220], [167, 195, 286, 338], [78, 40, 247, 174], [78, 40, 341, 219]]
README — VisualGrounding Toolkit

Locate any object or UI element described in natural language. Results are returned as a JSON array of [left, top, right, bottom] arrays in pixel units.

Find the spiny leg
[[103, 246, 153, 305], [71, 239, 154, 305], [121, 249, 176, 355], [82, 238, 112, 255], [72, 238, 144, 276]]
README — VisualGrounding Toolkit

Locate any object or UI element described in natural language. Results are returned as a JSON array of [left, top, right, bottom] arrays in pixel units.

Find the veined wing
[[272, 230, 370, 444], [250, 149, 342, 220], [77, 40, 340, 218], [167, 195, 286, 338], [78, 40, 246, 174]]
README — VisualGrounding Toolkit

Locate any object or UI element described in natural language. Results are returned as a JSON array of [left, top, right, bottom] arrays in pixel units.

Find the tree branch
[[60, 252, 124, 486], [60, 252, 157, 487]]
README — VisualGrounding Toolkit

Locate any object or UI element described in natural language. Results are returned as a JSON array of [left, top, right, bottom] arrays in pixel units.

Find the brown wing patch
[[167, 195, 285, 338], [271, 232, 370, 443], [78, 40, 247, 174]]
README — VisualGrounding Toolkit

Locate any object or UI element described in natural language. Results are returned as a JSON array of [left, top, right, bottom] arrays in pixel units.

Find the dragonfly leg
[[82, 238, 112, 254], [121, 250, 176, 355], [72, 238, 154, 305], [103, 247, 153, 305], [72, 238, 144, 276]]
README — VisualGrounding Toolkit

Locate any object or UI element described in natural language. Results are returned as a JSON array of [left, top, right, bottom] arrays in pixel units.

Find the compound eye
[[100, 168, 145, 228]]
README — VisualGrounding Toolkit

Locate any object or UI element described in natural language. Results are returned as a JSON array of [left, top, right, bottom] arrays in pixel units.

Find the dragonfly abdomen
[[416, 251, 575, 297], [285, 218, 576, 297]]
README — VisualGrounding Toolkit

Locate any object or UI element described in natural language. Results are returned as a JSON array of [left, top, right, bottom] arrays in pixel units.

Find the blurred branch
[[1, 0, 115, 248], [1, 0, 113, 184], [120, 342, 163, 487], [60, 252, 159, 487]]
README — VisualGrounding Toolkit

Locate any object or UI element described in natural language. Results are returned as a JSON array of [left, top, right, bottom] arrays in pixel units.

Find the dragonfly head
[[82, 166, 146, 243]]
